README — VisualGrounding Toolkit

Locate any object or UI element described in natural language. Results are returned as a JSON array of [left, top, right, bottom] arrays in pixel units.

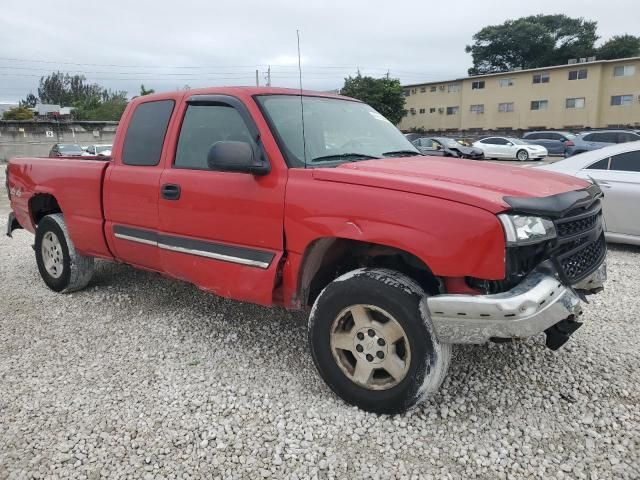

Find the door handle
[[161, 183, 181, 200]]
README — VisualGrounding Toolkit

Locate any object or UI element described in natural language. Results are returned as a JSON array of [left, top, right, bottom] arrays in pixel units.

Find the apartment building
[[399, 57, 640, 132]]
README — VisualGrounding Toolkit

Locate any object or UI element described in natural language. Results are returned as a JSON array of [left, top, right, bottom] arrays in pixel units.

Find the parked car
[[412, 137, 484, 159], [566, 130, 640, 157], [522, 131, 576, 156], [6, 87, 606, 414], [472, 137, 548, 161], [86, 144, 113, 156], [537, 141, 640, 245], [48, 143, 86, 157]]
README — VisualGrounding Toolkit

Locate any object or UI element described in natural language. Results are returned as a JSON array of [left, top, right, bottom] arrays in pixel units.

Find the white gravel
[[1, 164, 639, 479]]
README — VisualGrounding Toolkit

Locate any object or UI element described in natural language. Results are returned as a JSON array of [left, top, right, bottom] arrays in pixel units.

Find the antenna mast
[[297, 29, 307, 167]]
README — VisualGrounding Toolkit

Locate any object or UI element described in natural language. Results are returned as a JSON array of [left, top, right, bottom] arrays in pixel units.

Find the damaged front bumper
[[428, 261, 606, 348]]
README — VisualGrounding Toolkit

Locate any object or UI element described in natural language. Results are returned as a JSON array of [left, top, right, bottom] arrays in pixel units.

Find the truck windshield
[[256, 95, 419, 167]]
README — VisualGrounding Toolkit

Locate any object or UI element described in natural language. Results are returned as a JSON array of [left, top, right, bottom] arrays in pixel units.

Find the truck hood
[[312, 156, 590, 214]]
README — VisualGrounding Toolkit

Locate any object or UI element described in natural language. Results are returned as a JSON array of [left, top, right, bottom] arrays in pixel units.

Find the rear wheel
[[309, 268, 451, 414], [35, 214, 95, 293], [516, 149, 529, 161]]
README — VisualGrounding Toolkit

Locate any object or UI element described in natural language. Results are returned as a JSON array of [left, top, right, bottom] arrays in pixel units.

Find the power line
[[0, 56, 455, 77]]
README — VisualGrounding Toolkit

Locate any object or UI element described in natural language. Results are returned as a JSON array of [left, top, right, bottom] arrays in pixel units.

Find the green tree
[[37, 71, 103, 106], [25, 72, 129, 121], [20, 93, 38, 108], [597, 34, 640, 60], [466, 14, 598, 75], [139, 84, 155, 96], [73, 90, 128, 121], [2, 106, 34, 120], [341, 73, 405, 125]]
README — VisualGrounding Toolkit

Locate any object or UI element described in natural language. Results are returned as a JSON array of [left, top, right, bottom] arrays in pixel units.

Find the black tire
[[35, 214, 95, 293], [516, 149, 529, 161], [309, 268, 451, 414]]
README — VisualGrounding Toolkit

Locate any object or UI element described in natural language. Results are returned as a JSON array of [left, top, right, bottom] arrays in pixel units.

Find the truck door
[[157, 94, 287, 305], [103, 97, 177, 271]]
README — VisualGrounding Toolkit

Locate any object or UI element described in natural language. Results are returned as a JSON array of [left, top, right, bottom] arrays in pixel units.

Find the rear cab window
[[122, 100, 175, 166]]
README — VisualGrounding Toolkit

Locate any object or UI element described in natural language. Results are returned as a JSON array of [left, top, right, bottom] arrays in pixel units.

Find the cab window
[[122, 100, 175, 166], [175, 104, 256, 170]]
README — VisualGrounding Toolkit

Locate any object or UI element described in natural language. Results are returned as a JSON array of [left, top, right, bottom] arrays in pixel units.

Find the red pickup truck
[[6, 87, 607, 413]]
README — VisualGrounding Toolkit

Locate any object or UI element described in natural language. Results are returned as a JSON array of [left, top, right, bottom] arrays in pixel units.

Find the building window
[[498, 102, 514, 113], [429, 107, 436, 113], [446, 106, 459, 115], [420, 87, 426, 93], [404, 90, 410, 97], [613, 65, 636, 77], [530, 100, 549, 110], [471, 80, 485, 90], [566, 97, 585, 109], [419, 108, 426, 114], [430, 86, 437, 92], [469, 104, 484, 114], [568, 69, 588, 80], [411, 88, 417, 94], [499, 78, 515, 87], [532, 72, 550, 84], [409, 108, 416, 115], [448, 83, 461, 93], [611, 95, 634, 106]]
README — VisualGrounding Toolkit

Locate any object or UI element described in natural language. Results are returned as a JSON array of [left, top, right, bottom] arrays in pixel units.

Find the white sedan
[[537, 141, 640, 246], [472, 136, 548, 161]]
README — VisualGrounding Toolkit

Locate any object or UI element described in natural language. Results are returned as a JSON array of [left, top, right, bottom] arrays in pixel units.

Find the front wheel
[[309, 268, 451, 414], [516, 149, 529, 161], [35, 214, 95, 293]]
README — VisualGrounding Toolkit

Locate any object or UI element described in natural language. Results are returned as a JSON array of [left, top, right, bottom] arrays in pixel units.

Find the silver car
[[537, 142, 640, 245]]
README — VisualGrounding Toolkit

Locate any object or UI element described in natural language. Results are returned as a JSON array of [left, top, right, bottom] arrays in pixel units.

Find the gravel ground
[[1, 164, 639, 479]]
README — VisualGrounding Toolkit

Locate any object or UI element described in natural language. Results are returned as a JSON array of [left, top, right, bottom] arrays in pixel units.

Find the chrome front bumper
[[428, 262, 606, 344]]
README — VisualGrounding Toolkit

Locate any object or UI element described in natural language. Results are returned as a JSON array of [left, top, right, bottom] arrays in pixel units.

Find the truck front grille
[[555, 211, 600, 238], [553, 200, 605, 284], [558, 234, 606, 282]]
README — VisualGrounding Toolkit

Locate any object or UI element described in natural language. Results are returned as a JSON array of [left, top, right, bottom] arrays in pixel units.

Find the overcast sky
[[1, 0, 637, 103]]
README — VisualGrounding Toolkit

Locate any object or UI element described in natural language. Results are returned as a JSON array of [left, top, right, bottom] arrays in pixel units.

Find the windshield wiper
[[382, 150, 421, 157], [310, 153, 379, 163]]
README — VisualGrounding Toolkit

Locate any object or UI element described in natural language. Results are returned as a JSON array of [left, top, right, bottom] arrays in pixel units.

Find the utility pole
[[264, 66, 271, 87], [255, 69, 259, 87]]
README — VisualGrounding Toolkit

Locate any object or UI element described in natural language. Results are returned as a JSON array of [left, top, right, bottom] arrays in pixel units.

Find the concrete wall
[[0, 121, 119, 162]]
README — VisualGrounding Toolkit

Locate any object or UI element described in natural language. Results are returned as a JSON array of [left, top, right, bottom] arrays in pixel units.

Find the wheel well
[[29, 194, 61, 226], [298, 238, 441, 307]]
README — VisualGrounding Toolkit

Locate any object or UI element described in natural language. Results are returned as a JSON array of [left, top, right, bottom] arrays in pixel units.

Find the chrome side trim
[[114, 233, 157, 246], [157, 242, 270, 269], [113, 225, 274, 269]]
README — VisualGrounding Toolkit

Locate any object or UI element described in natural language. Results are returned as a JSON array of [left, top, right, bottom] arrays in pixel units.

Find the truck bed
[[8, 156, 113, 259]]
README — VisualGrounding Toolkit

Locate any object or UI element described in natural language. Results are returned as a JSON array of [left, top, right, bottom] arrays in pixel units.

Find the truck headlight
[[498, 214, 556, 245]]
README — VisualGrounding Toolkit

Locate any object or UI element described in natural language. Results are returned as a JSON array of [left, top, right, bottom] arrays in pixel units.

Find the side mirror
[[436, 144, 442, 150], [207, 141, 270, 175], [506, 142, 513, 146]]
